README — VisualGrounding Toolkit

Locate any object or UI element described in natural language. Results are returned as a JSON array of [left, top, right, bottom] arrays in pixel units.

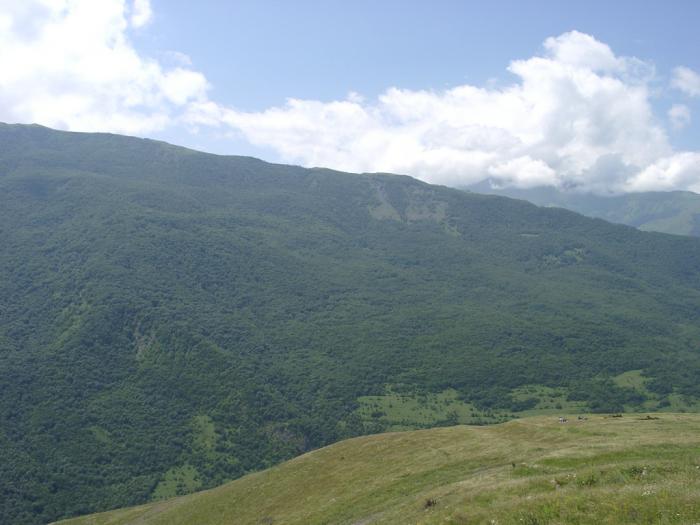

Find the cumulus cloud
[[626, 152, 700, 193], [668, 104, 691, 130], [0, 5, 698, 194], [672, 66, 700, 97], [129, 0, 152, 28], [0, 0, 207, 134], [187, 30, 700, 193], [488, 156, 558, 189]]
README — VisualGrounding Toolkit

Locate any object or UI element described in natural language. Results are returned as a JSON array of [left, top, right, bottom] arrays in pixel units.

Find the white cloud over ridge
[[190, 31, 700, 194], [1, 2, 699, 194]]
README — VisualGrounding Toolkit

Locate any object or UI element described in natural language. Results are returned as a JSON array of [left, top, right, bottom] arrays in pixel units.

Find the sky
[[1, 0, 700, 194]]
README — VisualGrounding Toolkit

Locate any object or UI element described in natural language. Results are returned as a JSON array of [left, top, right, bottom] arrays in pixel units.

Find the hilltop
[[2, 123, 700, 523], [58, 414, 700, 524]]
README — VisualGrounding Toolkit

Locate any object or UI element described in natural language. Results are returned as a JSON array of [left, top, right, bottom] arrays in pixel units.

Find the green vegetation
[[354, 386, 588, 430], [150, 465, 202, 501], [469, 182, 700, 237], [57, 414, 700, 524], [355, 388, 507, 429], [354, 379, 700, 432], [2, 123, 700, 523]]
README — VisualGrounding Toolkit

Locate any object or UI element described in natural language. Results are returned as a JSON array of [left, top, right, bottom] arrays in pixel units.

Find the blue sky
[[140, 1, 699, 109], [2, 0, 700, 193], [139, 0, 700, 147]]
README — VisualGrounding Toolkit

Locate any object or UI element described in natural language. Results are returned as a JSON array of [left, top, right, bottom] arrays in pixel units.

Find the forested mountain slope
[[2, 123, 700, 524]]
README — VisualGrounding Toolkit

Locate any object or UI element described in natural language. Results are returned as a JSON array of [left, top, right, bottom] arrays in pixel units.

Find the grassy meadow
[[58, 413, 700, 525]]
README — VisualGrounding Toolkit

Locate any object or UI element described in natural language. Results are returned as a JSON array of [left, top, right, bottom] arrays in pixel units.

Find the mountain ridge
[[467, 181, 700, 237]]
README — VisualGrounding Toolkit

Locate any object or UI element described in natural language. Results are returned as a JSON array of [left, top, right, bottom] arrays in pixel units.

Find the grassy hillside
[[57, 414, 700, 525], [468, 182, 700, 237], [3, 123, 700, 523]]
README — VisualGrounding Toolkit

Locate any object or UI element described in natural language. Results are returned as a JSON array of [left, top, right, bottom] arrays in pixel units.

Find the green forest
[[2, 124, 700, 524]]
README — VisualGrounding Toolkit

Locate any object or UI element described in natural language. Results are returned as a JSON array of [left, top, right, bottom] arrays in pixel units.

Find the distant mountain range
[[2, 123, 700, 524], [467, 181, 700, 237]]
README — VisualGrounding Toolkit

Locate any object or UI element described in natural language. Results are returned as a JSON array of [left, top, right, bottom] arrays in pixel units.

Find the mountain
[[467, 181, 700, 237], [2, 123, 700, 524], [57, 414, 700, 524]]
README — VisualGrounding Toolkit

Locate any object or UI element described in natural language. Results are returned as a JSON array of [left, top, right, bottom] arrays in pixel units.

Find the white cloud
[[542, 31, 620, 72], [672, 66, 700, 97], [164, 50, 193, 67], [130, 0, 152, 28], [189, 30, 693, 193], [161, 68, 208, 105], [668, 104, 691, 130], [626, 153, 700, 193], [488, 156, 558, 188], [0, 0, 207, 134], [0, 6, 698, 195]]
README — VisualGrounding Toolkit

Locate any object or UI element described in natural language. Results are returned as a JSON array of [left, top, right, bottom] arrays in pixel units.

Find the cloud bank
[[1, 1, 699, 194], [0, 0, 207, 134], [191, 31, 700, 194]]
